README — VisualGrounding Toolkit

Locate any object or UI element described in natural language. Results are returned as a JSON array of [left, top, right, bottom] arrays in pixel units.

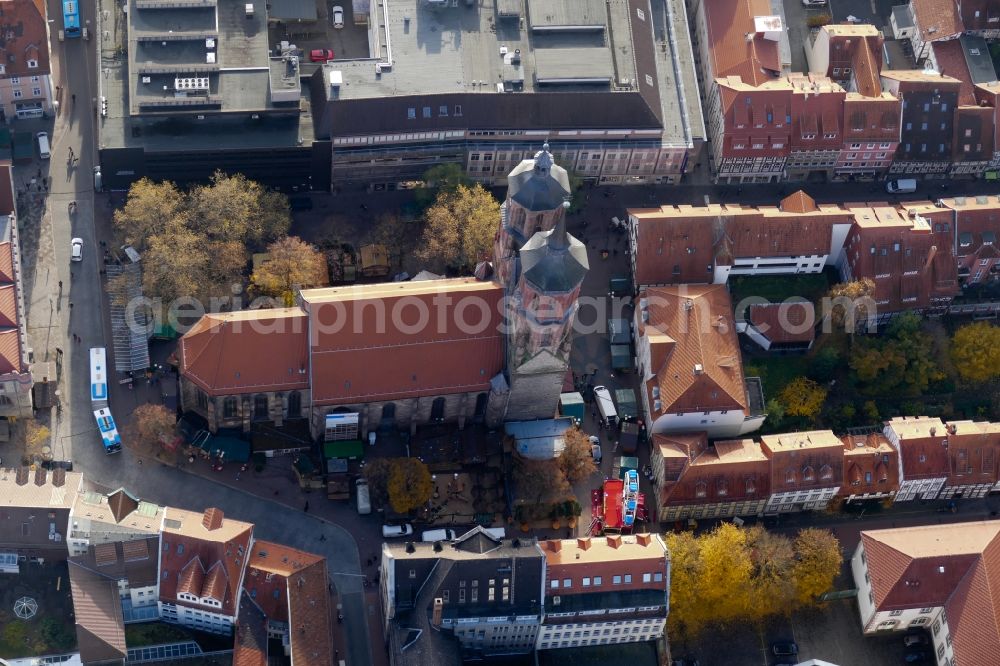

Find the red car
[[309, 49, 335, 62]]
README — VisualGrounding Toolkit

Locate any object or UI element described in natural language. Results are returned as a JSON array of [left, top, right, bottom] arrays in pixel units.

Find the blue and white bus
[[62, 0, 81, 39], [89, 348, 120, 454], [93, 408, 122, 454], [89, 347, 108, 406]]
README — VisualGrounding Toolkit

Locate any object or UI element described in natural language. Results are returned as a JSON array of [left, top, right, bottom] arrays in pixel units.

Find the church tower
[[495, 146, 589, 422]]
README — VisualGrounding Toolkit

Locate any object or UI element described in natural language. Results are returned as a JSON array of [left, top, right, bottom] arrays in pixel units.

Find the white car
[[589, 436, 602, 462], [801, 0, 827, 5], [332, 5, 344, 28], [70, 238, 83, 262], [382, 523, 414, 538]]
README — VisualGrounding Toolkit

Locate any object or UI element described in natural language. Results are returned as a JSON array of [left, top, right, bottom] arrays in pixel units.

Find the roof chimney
[[52, 468, 66, 488], [606, 535, 622, 549], [547, 540, 562, 553], [636, 534, 652, 547], [15, 467, 28, 486], [34, 468, 47, 487], [576, 537, 592, 551], [202, 508, 224, 531], [432, 598, 444, 627], [930, 426, 937, 437]]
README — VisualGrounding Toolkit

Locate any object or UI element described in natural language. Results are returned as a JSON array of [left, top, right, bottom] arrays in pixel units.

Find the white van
[[355, 478, 371, 515], [421, 528, 457, 543], [36, 132, 50, 160], [593, 385, 618, 428], [885, 178, 917, 194]]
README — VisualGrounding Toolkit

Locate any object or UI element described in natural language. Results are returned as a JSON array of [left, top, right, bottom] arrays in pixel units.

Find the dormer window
[[27, 59, 38, 69]]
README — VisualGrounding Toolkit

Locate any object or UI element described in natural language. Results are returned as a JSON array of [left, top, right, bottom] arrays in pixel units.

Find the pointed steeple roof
[[506, 143, 571, 212], [519, 212, 589, 293]]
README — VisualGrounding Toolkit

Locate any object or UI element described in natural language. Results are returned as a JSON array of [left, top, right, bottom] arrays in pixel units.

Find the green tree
[[39, 617, 75, 651], [808, 346, 841, 383], [25, 420, 50, 450], [951, 321, 1000, 384], [188, 171, 291, 249], [792, 528, 842, 604], [778, 377, 827, 419], [113, 178, 186, 249], [850, 313, 943, 396], [387, 458, 434, 514], [559, 428, 596, 485], [251, 236, 327, 306], [416, 184, 500, 272], [765, 398, 786, 428], [415, 163, 472, 208]]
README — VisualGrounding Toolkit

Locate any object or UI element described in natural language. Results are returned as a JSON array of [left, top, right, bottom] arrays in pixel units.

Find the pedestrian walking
[[319, 534, 327, 542], [303, 501, 310, 513], [69, 302, 74, 309]]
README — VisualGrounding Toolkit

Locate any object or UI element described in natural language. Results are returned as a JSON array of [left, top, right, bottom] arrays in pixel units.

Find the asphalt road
[[25, 3, 373, 664]]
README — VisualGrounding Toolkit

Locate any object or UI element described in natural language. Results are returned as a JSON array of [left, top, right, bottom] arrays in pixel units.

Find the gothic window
[[253, 394, 269, 420], [802, 466, 815, 482], [819, 465, 833, 481], [716, 479, 728, 497], [694, 481, 707, 498], [785, 469, 797, 485], [431, 397, 446, 422], [745, 478, 756, 494], [287, 391, 302, 418]]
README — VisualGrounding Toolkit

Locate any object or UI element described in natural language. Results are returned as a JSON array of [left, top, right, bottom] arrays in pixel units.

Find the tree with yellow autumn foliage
[[387, 458, 434, 514], [778, 377, 828, 420], [666, 525, 842, 637], [792, 528, 842, 604], [951, 321, 1000, 384]]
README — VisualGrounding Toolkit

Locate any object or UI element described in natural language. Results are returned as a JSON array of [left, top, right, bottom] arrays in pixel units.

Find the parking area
[[670, 578, 911, 666], [268, 0, 371, 73], [829, 0, 899, 31], [783, 0, 824, 74]]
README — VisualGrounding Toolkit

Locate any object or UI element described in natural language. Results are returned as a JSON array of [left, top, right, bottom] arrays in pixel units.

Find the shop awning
[[323, 439, 365, 460]]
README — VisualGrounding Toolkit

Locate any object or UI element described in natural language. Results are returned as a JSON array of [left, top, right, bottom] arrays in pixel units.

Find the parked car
[[309, 48, 335, 62], [382, 523, 414, 538], [332, 5, 344, 28], [71, 238, 83, 262], [421, 528, 456, 542], [903, 633, 930, 647], [590, 436, 602, 463], [801, 0, 827, 5], [772, 641, 798, 657]]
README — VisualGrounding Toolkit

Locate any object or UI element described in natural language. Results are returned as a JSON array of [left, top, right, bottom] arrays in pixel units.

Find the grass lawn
[[729, 269, 836, 306], [744, 354, 810, 403]]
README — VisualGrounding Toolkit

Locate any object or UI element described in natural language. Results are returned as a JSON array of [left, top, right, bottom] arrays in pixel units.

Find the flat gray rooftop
[[99, 0, 312, 152], [127, 0, 272, 114], [534, 47, 614, 83], [327, 0, 638, 100], [526, 0, 607, 31]]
